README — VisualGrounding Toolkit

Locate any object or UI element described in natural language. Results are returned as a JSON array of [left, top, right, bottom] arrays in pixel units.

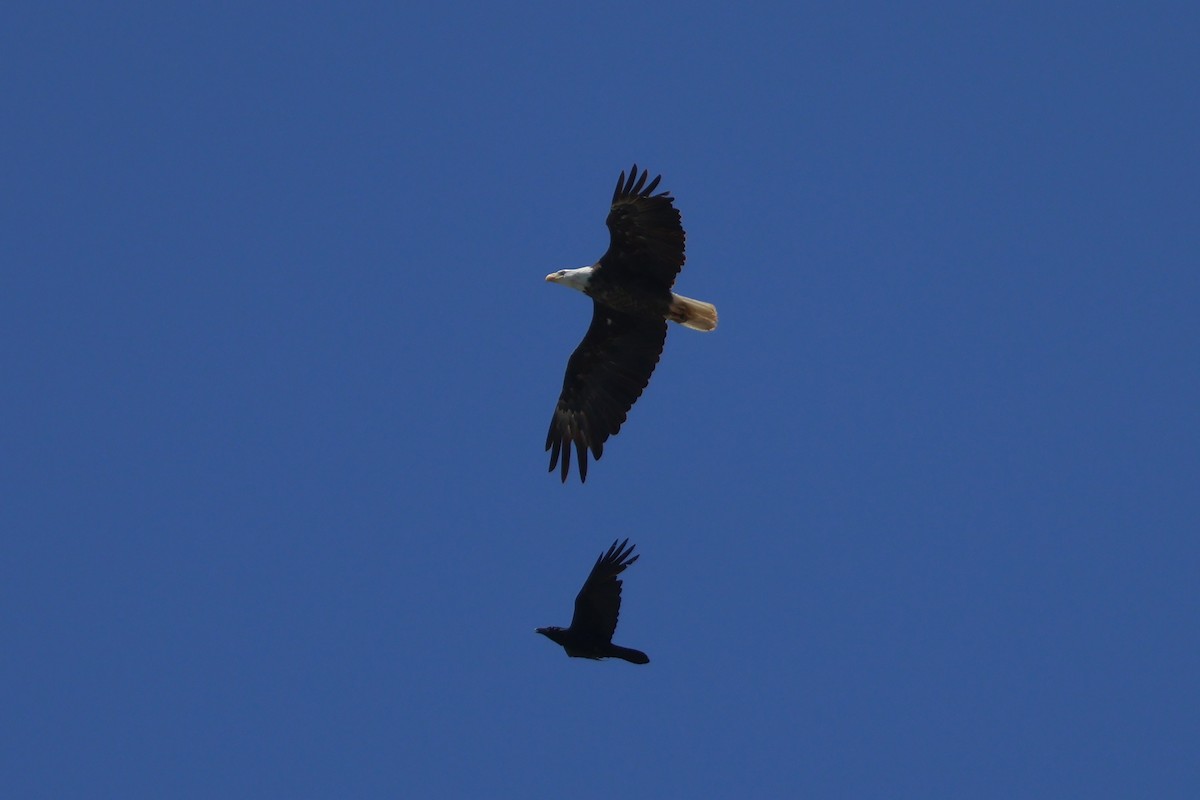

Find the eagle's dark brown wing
[[598, 164, 686, 290], [546, 304, 666, 482]]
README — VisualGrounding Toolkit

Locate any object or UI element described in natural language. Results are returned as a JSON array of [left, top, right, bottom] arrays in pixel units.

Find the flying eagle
[[544, 165, 717, 482], [536, 538, 649, 665]]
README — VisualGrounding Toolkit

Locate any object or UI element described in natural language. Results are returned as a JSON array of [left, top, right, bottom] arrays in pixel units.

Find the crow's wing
[[570, 539, 640, 643]]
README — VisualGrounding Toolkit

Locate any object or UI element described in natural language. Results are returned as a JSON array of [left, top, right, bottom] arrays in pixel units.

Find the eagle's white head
[[545, 266, 594, 294]]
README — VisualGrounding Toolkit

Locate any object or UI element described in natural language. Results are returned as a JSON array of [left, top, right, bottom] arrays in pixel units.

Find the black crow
[[536, 539, 649, 664]]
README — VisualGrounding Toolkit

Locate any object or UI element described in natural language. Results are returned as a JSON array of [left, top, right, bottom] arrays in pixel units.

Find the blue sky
[[3, 3, 1198, 797]]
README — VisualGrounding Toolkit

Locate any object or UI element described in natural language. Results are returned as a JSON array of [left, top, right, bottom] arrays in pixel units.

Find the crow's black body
[[536, 539, 649, 665]]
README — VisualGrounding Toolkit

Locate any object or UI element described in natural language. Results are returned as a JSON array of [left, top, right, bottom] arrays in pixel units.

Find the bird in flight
[[536, 538, 649, 665], [544, 165, 718, 482]]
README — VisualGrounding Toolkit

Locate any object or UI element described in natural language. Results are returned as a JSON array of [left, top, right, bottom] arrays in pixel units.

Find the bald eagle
[[544, 165, 717, 483]]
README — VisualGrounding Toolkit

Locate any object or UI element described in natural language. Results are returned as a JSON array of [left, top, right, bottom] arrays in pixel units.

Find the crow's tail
[[608, 644, 650, 665]]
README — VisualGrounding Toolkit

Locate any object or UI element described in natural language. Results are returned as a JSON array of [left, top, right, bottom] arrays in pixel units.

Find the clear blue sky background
[[4, 3, 1197, 797]]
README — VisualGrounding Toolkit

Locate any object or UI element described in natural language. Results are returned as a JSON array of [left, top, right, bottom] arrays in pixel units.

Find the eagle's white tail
[[669, 293, 718, 332]]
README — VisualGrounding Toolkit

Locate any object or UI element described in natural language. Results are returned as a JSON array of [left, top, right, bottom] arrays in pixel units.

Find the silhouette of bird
[[536, 538, 649, 664], [544, 165, 718, 482]]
